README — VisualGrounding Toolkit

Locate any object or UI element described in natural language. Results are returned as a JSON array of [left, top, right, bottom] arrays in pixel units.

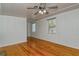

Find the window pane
[[32, 23, 36, 32], [48, 18, 56, 34]]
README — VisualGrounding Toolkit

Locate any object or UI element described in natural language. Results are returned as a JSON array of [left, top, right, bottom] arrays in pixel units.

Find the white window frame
[[48, 17, 56, 34]]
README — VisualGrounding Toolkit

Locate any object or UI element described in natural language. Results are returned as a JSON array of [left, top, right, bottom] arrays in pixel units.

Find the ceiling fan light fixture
[[39, 10, 47, 14], [43, 10, 46, 13], [39, 10, 44, 14]]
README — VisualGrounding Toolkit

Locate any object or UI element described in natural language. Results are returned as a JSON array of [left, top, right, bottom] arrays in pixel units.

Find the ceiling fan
[[27, 3, 58, 15]]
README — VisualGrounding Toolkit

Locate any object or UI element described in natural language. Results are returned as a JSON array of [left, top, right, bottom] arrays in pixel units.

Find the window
[[32, 23, 36, 32], [48, 17, 56, 34]]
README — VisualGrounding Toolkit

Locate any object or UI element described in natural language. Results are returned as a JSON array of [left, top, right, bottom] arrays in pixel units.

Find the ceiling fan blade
[[34, 11, 38, 15], [27, 8, 35, 9], [48, 6, 58, 9], [27, 6, 38, 9]]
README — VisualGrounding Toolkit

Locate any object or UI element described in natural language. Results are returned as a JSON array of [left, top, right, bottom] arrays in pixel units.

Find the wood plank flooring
[[0, 37, 79, 56]]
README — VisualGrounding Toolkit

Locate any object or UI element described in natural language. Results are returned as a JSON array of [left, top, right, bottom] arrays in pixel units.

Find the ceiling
[[0, 3, 79, 20]]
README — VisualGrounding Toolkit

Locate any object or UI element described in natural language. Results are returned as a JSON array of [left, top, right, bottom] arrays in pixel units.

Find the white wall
[[32, 8, 79, 49], [0, 15, 27, 47]]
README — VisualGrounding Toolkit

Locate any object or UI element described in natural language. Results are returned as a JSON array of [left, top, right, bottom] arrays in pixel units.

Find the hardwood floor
[[0, 37, 79, 56]]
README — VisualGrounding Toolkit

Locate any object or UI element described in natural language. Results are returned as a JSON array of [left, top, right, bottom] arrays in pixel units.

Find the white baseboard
[[0, 40, 26, 48]]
